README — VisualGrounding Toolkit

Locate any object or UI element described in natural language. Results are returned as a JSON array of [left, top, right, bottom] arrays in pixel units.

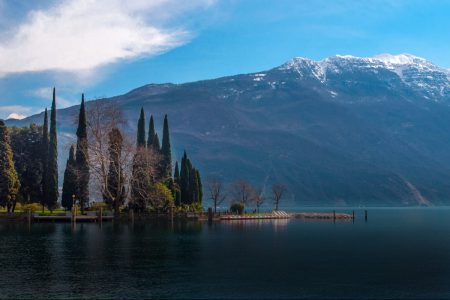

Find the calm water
[[1, 208, 450, 299]]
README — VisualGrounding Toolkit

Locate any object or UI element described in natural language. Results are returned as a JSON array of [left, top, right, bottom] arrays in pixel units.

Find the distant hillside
[[8, 54, 450, 206]]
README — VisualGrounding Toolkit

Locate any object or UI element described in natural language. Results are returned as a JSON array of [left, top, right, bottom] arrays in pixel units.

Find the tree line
[[0, 88, 203, 214], [207, 177, 286, 214], [0, 89, 58, 212]]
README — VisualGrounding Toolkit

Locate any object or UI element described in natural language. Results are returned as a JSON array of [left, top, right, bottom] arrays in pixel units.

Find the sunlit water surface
[[1, 208, 450, 299]]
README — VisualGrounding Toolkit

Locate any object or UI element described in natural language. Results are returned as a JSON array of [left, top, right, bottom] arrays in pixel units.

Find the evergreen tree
[[10, 124, 44, 204], [178, 151, 203, 205], [46, 88, 58, 210], [174, 161, 180, 180], [76, 94, 90, 212], [131, 109, 151, 212], [137, 107, 146, 148], [0, 120, 20, 212], [196, 169, 203, 203], [147, 115, 158, 150], [173, 161, 181, 206], [180, 151, 190, 204], [153, 132, 160, 151], [61, 145, 77, 210], [190, 167, 199, 204], [186, 158, 193, 203], [104, 128, 126, 214], [161, 114, 172, 179], [41, 108, 49, 209]]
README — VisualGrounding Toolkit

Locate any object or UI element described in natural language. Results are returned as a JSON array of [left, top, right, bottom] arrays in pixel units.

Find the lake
[[1, 208, 450, 299]]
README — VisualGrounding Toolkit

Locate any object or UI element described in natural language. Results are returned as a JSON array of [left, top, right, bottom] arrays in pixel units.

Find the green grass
[[0, 207, 66, 214], [239, 213, 273, 217]]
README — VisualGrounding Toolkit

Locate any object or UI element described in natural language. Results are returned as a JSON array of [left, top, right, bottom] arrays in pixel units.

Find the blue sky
[[0, 0, 449, 119]]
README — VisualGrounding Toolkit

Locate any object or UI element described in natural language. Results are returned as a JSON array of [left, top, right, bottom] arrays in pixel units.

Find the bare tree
[[129, 147, 162, 212], [103, 128, 127, 215], [272, 184, 286, 211], [78, 101, 134, 214], [231, 180, 255, 207], [254, 188, 265, 214], [207, 176, 226, 213]]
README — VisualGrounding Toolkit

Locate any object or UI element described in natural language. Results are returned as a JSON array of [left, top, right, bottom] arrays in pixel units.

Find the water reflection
[[2, 209, 450, 298]]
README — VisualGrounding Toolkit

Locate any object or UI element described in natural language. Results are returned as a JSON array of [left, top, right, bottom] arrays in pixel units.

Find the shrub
[[230, 202, 245, 215], [14, 202, 23, 211], [90, 202, 109, 211], [191, 202, 203, 213], [22, 203, 42, 212], [148, 183, 174, 212]]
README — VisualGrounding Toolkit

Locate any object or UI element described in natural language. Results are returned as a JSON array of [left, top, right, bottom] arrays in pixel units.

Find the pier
[[219, 211, 355, 221], [292, 212, 354, 220]]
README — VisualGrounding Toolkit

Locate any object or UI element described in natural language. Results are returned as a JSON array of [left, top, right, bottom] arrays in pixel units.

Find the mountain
[[8, 54, 450, 206]]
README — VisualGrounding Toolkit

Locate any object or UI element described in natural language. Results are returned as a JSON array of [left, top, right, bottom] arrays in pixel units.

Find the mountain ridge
[[7, 53, 450, 206]]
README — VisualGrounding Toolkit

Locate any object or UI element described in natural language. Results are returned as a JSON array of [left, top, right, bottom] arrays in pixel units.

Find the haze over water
[[1, 208, 450, 299]]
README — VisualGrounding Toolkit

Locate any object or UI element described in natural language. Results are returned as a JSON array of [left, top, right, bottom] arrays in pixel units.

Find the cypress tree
[[161, 114, 172, 179], [186, 158, 193, 203], [10, 124, 45, 204], [174, 161, 181, 206], [104, 128, 126, 214], [61, 145, 77, 210], [76, 94, 90, 212], [147, 115, 158, 151], [190, 167, 199, 204], [131, 110, 149, 212], [41, 108, 48, 209], [180, 151, 190, 204], [178, 151, 202, 205], [137, 107, 146, 148], [46, 88, 58, 211], [0, 120, 20, 212], [153, 132, 160, 151], [196, 169, 203, 203]]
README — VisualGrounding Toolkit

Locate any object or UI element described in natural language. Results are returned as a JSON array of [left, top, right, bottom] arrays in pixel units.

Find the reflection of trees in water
[[222, 219, 290, 232], [172, 221, 203, 235], [114, 221, 203, 298], [0, 221, 205, 298], [272, 218, 289, 232], [59, 223, 117, 296], [0, 224, 56, 298]]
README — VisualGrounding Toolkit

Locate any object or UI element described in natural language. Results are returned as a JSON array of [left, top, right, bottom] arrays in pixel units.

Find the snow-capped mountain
[[276, 54, 450, 101], [9, 54, 450, 206]]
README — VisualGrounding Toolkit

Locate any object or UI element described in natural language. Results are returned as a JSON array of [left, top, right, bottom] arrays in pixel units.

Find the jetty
[[292, 212, 354, 220], [219, 210, 355, 221], [220, 210, 291, 221]]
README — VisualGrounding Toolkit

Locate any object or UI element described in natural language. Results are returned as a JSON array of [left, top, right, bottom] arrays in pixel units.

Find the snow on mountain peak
[[278, 54, 449, 100], [371, 53, 425, 65]]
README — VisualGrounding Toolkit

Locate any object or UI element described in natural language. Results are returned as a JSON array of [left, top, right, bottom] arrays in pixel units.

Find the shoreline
[[0, 210, 355, 223]]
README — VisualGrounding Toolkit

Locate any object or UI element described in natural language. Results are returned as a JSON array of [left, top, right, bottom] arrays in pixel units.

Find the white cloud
[[32, 87, 74, 108], [0, 86, 78, 120], [0, 0, 215, 76]]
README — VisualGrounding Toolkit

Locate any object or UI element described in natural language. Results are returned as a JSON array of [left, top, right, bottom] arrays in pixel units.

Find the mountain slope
[[8, 54, 450, 206]]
